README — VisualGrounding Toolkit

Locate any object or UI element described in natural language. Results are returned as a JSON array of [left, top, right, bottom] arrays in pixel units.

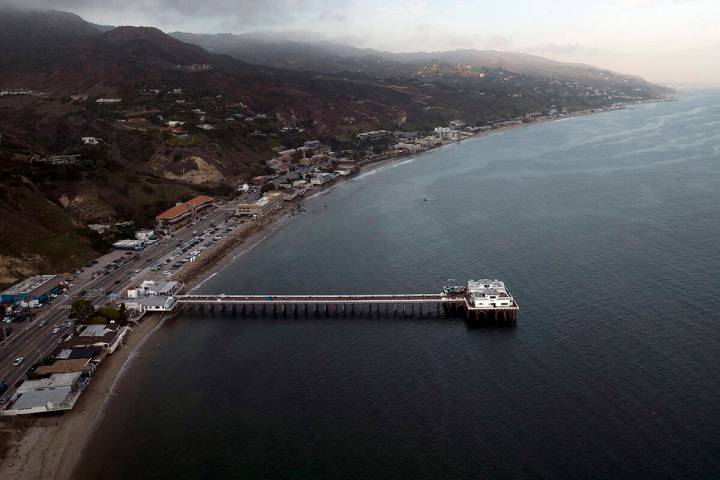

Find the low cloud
[[527, 43, 599, 56], [4, 0, 352, 32], [613, 0, 701, 8]]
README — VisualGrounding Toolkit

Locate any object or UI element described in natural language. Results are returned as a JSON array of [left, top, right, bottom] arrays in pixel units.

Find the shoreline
[[171, 101, 648, 291], [0, 313, 165, 479], [0, 98, 668, 479]]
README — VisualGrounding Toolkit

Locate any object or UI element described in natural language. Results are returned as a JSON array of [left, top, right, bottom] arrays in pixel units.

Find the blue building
[[1, 275, 61, 304]]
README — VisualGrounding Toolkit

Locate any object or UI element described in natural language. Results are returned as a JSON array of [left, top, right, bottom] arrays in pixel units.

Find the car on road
[[12, 357, 24, 366], [38, 320, 47, 328], [52, 327, 61, 334]]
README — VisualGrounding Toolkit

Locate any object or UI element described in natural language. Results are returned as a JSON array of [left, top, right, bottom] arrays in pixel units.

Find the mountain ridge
[[170, 31, 672, 94]]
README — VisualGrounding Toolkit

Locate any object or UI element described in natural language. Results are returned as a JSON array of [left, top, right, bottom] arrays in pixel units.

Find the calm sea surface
[[76, 91, 720, 479]]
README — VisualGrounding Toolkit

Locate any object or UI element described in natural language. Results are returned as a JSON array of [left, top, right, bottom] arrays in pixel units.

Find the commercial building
[[113, 239, 145, 250], [1, 275, 61, 304], [128, 280, 182, 298], [155, 195, 214, 232], [120, 295, 178, 313], [121, 279, 182, 314], [235, 192, 283, 218]]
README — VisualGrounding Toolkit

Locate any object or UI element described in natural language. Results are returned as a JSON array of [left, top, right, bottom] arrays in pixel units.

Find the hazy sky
[[13, 0, 720, 84]]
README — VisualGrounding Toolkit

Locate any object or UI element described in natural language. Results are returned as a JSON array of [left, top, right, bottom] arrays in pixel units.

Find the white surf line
[[78, 313, 171, 454]]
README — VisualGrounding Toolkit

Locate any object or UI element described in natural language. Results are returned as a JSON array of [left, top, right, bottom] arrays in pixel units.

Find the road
[[0, 199, 240, 397]]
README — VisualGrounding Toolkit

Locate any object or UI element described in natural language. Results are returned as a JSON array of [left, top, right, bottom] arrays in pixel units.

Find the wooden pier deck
[[176, 293, 518, 322]]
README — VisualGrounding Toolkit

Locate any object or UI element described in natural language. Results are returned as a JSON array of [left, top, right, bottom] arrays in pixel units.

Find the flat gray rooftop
[[11, 386, 72, 410], [2, 274, 58, 295]]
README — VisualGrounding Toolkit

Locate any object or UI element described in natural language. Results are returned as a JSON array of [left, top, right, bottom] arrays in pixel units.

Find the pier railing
[[176, 294, 448, 304]]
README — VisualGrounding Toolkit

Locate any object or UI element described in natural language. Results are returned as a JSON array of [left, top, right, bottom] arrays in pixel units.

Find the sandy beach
[[0, 102, 653, 479]]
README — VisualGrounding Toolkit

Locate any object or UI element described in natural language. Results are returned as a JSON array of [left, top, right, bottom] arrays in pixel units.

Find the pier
[[175, 279, 519, 322]]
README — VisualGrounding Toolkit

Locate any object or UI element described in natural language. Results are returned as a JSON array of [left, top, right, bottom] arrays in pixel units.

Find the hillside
[[0, 6, 673, 287], [171, 31, 673, 97]]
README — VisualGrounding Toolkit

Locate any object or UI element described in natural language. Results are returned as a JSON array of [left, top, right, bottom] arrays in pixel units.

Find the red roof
[[185, 195, 214, 207], [156, 203, 191, 220], [156, 196, 213, 220]]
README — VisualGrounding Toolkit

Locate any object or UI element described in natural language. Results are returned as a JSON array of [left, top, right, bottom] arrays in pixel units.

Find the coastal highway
[[0, 199, 240, 398]]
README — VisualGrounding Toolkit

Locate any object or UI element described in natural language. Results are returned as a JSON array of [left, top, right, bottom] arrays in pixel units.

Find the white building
[[465, 279, 517, 309], [434, 127, 453, 140], [135, 229, 156, 242], [133, 280, 182, 297], [121, 295, 178, 313], [235, 192, 284, 218]]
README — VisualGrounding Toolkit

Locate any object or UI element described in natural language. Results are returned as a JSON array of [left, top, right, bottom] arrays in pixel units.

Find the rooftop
[[467, 279, 511, 298], [10, 386, 73, 411], [157, 195, 214, 220], [79, 325, 110, 337], [123, 295, 177, 308], [2, 275, 58, 296], [4, 372, 85, 415], [55, 346, 102, 360], [185, 195, 214, 207], [17, 372, 83, 391], [35, 359, 90, 375], [156, 203, 191, 220]]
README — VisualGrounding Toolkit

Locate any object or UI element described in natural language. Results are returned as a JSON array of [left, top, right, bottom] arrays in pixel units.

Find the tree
[[119, 303, 128, 324], [96, 306, 121, 323], [88, 315, 108, 325], [70, 299, 95, 322]]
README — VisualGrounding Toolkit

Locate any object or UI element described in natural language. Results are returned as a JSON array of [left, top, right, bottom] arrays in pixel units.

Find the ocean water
[[76, 91, 720, 479]]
